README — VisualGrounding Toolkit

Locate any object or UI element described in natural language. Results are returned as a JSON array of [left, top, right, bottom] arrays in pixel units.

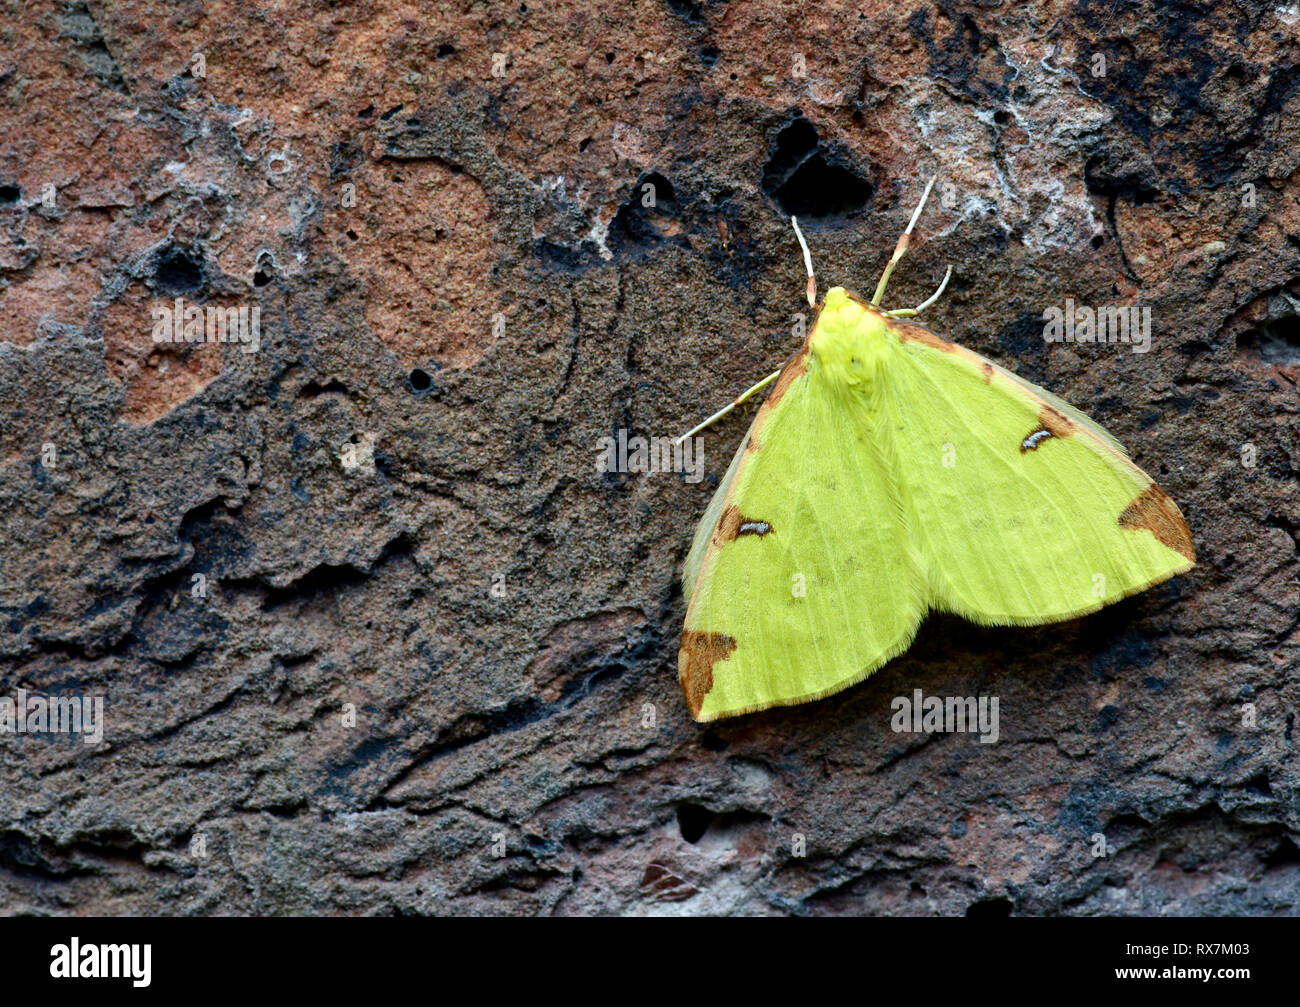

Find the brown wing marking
[[888, 316, 955, 353], [678, 631, 737, 720], [764, 341, 810, 410], [1020, 404, 1076, 452], [1119, 486, 1196, 562], [712, 504, 775, 545]]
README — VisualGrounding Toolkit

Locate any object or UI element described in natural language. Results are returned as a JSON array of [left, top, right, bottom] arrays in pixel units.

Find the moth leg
[[871, 174, 937, 307], [675, 369, 781, 445], [885, 265, 953, 318], [677, 215, 815, 446]]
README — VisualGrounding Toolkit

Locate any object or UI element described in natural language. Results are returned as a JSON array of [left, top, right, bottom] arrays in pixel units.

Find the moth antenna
[[674, 368, 782, 445], [790, 216, 816, 307], [871, 174, 938, 308], [886, 265, 953, 318]]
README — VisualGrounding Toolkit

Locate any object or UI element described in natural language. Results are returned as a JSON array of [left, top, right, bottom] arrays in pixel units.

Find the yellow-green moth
[[678, 178, 1194, 722]]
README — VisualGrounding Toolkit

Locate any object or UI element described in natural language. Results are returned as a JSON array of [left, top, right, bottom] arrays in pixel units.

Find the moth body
[[678, 284, 1194, 721]]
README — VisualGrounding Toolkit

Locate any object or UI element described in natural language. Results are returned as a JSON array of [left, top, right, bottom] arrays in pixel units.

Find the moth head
[[810, 286, 892, 388]]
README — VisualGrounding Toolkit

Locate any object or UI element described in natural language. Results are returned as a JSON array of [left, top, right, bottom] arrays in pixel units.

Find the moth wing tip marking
[[1118, 485, 1196, 563], [679, 630, 738, 719]]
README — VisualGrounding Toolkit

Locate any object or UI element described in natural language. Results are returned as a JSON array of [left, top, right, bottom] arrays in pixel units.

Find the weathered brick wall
[[0, 0, 1296, 914]]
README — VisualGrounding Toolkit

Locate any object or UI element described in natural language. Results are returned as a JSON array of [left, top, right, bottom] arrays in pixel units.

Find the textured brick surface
[[0, 1, 1296, 915]]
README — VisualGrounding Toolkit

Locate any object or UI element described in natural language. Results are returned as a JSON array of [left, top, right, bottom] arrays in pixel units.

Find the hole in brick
[[154, 247, 203, 294], [1239, 313, 1300, 367], [761, 116, 872, 218], [252, 251, 276, 288], [676, 803, 713, 844]]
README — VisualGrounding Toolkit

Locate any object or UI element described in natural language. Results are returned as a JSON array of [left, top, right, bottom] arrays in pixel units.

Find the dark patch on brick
[[607, 171, 688, 258], [57, 1, 129, 95], [909, 4, 1015, 106], [666, 0, 705, 24], [994, 309, 1049, 384], [329, 140, 365, 181]]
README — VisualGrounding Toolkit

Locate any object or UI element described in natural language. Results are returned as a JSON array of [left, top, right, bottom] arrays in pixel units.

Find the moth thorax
[[810, 313, 890, 390]]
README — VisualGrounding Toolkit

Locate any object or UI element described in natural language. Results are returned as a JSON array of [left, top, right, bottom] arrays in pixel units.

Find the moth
[[677, 177, 1195, 722]]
